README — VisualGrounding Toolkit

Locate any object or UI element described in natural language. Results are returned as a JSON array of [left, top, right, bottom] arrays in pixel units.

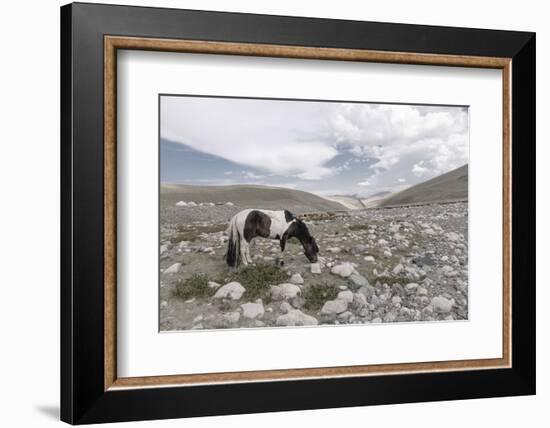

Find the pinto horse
[[224, 209, 319, 267]]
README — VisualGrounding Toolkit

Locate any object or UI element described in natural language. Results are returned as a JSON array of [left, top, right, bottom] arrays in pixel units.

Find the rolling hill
[[376, 164, 468, 207], [161, 183, 348, 213]]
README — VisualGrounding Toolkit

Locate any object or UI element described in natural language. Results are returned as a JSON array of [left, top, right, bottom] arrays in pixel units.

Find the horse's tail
[[224, 214, 241, 267]]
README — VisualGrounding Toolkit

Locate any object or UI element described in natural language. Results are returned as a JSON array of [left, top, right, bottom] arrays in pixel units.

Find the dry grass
[[170, 223, 226, 243]]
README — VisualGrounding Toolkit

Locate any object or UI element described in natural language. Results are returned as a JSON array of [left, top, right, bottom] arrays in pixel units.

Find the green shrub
[[173, 274, 213, 300], [217, 263, 288, 300], [373, 275, 409, 286], [302, 282, 339, 311]]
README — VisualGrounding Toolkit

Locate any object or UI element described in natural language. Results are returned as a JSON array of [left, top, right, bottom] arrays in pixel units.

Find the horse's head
[[284, 218, 319, 263], [302, 234, 319, 263]]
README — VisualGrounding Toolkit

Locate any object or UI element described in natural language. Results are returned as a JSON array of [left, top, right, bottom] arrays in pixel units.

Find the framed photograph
[[61, 2, 535, 424]]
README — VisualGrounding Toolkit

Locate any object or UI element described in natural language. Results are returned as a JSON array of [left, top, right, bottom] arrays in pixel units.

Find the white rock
[[331, 263, 355, 278], [392, 264, 404, 275], [160, 244, 168, 255], [193, 315, 203, 323], [225, 202, 234, 206], [392, 296, 402, 306], [213, 282, 246, 300], [163, 262, 181, 274], [446, 232, 462, 242], [405, 283, 419, 293], [207, 281, 221, 289], [175, 201, 187, 207], [416, 286, 428, 296], [223, 311, 240, 324], [431, 296, 454, 313], [337, 290, 354, 303], [383, 250, 392, 257], [160, 300, 168, 308], [241, 301, 265, 319], [378, 239, 389, 245], [276, 310, 318, 326], [290, 273, 304, 284], [389, 224, 400, 233], [270, 283, 301, 300], [279, 301, 292, 314], [393, 233, 405, 241], [327, 247, 342, 254], [310, 263, 322, 274], [321, 299, 348, 315], [364, 255, 375, 263], [353, 293, 367, 307], [187, 201, 197, 207], [371, 317, 382, 323], [349, 273, 368, 287]]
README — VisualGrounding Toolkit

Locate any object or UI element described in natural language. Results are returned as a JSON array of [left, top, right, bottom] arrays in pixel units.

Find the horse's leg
[[245, 239, 254, 264], [240, 238, 249, 266]]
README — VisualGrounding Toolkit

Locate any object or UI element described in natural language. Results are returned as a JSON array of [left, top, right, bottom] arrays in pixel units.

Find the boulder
[[163, 262, 181, 274], [405, 283, 419, 294], [416, 286, 428, 296], [392, 264, 404, 275], [446, 232, 462, 242], [279, 301, 292, 314], [276, 310, 318, 326], [213, 282, 246, 300], [207, 281, 221, 289], [290, 273, 304, 284], [351, 244, 368, 255], [349, 273, 368, 289], [223, 311, 240, 324], [358, 284, 376, 299], [321, 299, 348, 315], [431, 296, 454, 313], [331, 263, 355, 278], [337, 290, 354, 304], [270, 283, 301, 300], [310, 263, 322, 274], [241, 301, 265, 319], [352, 293, 367, 309]]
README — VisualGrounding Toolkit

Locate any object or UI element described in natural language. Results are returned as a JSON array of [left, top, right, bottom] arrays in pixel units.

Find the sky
[[160, 95, 469, 197]]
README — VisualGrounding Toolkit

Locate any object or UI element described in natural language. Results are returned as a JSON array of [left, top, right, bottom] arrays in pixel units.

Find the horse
[[224, 209, 319, 268]]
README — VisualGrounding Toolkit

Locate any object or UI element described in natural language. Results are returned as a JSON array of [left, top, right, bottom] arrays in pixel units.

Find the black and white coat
[[224, 209, 319, 267]]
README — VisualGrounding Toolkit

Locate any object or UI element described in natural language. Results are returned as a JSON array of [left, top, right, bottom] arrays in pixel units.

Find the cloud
[[161, 96, 338, 181], [412, 161, 429, 177], [161, 96, 468, 195], [242, 171, 265, 180], [326, 104, 468, 178]]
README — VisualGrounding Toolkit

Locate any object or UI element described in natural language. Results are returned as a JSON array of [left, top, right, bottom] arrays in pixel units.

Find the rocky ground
[[159, 201, 468, 331]]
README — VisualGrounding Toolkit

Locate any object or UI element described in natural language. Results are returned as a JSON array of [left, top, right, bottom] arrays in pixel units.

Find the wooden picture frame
[[61, 2, 535, 424]]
